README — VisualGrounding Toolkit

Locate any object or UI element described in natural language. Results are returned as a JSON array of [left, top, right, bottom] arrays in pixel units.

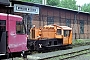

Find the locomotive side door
[[0, 20, 7, 54], [63, 30, 71, 45]]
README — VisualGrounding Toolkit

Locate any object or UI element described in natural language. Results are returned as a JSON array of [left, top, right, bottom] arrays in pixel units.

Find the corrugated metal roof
[[0, 0, 10, 6], [35, 3, 90, 14], [12, 1, 90, 15]]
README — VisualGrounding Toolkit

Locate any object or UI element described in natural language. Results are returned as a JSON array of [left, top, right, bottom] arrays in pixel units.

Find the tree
[[22, 0, 41, 3], [22, 0, 78, 10], [47, 0, 60, 6], [58, 0, 78, 10], [22, 0, 60, 6], [82, 3, 90, 12]]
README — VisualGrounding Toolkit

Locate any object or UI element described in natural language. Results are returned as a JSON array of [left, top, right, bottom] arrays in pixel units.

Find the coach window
[[80, 20, 84, 34], [47, 17, 54, 25], [16, 21, 25, 34], [0, 20, 6, 31]]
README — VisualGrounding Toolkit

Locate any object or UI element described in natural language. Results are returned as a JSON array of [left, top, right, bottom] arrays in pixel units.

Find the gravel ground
[[2, 58, 23, 60], [47, 53, 90, 60], [5, 53, 90, 60], [65, 53, 90, 60], [1, 57, 27, 60]]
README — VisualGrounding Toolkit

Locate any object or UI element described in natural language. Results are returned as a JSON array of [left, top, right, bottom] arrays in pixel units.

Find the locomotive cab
[[58, 26, 72, 45], [52, 25, 72, 46]]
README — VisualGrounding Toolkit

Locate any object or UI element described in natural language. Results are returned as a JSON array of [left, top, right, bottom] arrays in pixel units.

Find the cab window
[[64, 30, 70, 37], [57, 29, 61, 35], [16, 21, 25, 34]]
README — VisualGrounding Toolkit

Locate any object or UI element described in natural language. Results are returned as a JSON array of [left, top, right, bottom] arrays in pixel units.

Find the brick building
[[1, 1, 90, 39]]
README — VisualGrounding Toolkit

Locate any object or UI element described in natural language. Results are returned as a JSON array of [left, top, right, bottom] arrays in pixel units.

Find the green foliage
[[58, 0, 78, 10], [72, 39, 90, 47], [22, 0, 32, 2], [47, 0, 60, 6], [82, 3, 90, 12], [21, 0, 90, 12], [22, 0, 42, 3]]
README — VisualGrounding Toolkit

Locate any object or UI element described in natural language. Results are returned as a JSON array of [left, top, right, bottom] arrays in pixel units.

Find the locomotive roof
[[44, 25, 72, 30], [59, 26, 72, 30], [55, 25, 72, 30]]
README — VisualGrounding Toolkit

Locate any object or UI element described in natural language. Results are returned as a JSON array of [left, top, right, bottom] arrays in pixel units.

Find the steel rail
[[43, 49, 90, 60]]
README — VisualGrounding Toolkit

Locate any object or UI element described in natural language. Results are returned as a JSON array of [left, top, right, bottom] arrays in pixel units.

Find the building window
[[66, 19, 71, 27], [16, 21, 25, 34], [47, 17, 54, 25], [80, 20, 84, 34]]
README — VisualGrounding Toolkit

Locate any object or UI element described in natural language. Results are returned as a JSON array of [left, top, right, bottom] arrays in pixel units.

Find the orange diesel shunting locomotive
[[28, 24, 72, 50]]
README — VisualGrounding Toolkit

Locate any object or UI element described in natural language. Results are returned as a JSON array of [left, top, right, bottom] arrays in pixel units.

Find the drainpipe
[[74, 5, 81, 39]]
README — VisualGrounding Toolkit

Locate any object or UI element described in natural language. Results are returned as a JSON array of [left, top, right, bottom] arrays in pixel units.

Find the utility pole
[[42, 0, 47, 5]]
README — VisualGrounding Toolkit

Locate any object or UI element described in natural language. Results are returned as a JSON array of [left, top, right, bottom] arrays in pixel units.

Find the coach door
[[0, 20, 7, 54]]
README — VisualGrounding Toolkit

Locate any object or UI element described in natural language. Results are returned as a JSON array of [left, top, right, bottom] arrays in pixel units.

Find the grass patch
[[72, 39, 90, 47]]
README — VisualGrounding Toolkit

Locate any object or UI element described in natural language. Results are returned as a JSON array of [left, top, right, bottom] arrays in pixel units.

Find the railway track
[[27, 45, 90, 60], [2, 45, 90, 60], [45, 48, 90, 60]]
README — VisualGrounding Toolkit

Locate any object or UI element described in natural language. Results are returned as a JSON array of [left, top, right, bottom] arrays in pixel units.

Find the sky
[[76, 0, 90, 6]]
